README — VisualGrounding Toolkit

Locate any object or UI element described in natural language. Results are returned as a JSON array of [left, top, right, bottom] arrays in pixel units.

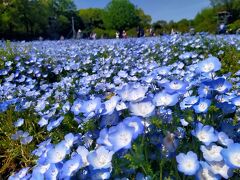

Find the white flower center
[[86, 101, 97, 112], [202, 63, 214, 72], [119, 132, 132, 145], [170, 82, 182, 90], [201, 169, 215, 180], [230, 153, 240, 167], [56, 151, 64, 161], [74, 104, 81, 111], [138, 103, 153, 115], [203, 87, 209, 94], [198, 102, 208, 111], [183, 159, 194, 170], [198, 131, 209, 142], [95, 154, 108, 167], [216, 85, 225, 92], [160, 95, 171, 105]]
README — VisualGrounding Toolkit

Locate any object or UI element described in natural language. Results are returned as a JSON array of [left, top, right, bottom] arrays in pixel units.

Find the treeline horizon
[[0, 0, 240, 40]]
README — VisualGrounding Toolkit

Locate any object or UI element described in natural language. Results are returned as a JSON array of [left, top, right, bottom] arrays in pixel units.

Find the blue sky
[[74, 0, 211, 22]]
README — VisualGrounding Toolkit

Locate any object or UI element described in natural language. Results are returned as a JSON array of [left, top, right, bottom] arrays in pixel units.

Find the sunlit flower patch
[[1, 34, 240, 179]]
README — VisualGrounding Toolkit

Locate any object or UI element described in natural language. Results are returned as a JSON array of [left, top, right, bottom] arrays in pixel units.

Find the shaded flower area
[[1, 34, 240, 179]]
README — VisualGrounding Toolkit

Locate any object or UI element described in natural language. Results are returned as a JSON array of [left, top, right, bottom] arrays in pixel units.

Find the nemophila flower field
[[1, 34, 240, 179]]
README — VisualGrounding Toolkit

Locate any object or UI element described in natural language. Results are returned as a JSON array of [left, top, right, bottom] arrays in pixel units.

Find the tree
[[193, 8, 217, 33], [103, 0, 139, 32], [176, 19, 190, 33], [209, 0, 240, 22], [135, 8, 152, 28], [79, 8, 105, 32], [0, 0, 77, 40], [152, 20, 168, 34]]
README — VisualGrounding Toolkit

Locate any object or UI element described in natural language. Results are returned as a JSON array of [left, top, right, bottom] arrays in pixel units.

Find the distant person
[[116, 31, 120, 39], [190, 28, 195, 35], [137, 27, 145, 37], [236, 28, 240, 35], [149, 28, 154, 36], [76, 29, 82, 39], [60, 35, 64, 40], [122, 30, 127, 38], [218, 23, 227, 34], [39, 36, 43, 41], [91, 32, 96, 40]]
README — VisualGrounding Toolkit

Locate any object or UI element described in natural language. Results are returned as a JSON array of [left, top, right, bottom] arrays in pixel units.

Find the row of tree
[[0, 0, 240, 40], [0, 0, 152, 40]]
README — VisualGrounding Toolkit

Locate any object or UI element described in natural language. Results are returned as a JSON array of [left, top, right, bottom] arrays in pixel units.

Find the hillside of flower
[[1, 34, 240, 179]]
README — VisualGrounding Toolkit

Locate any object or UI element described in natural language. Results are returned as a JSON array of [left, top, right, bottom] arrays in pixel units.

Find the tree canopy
[[1, 0, 240, 40], [103, 0, 139, 31]]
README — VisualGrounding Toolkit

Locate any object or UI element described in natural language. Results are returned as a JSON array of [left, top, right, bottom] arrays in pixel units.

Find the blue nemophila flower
[[217, 102, 236, 114], [116, 101, 127, 111], [208, 161, 233, 179], [44, 163, 58, 180], [123, 116, 144, 139], [35, 100, 47, 112], [71, 99, 82, 115], [175, 127, 186, 139], [97, 128, 113, 148], [108, 122, 135, 152], [87, 146, 114, 169], [31, 164, 50, 179], [192, 123, 218, 146], [38, 116, 48, 127], [64, 133, 77, 148], [117, 83, 148, 102], [9, 167, 29, 180], [102, 96, 120, 115], [193, 98, 211, 113], [210, 78, 232, 94], [14, 118, 24, 127], [217, 132, 234, 146], [231, 96, 240, 106], [100, 110, 119, 128], [80, 97, 101, 116], [20, 135, 33, 145], [89, 168, 111, 180], [62, 101, 71, 113], [0, 101, 9, 112], [47, 143, 68, 163], [76, 146, 89, 167], [196, 161, 220, 180], [129, 98, 155, 117], [180, 118, 189, 126], [47, 116, 64, 131], [197, 57, 221, 73], [176, 151, 200, 176], [221, 143, 240, 169], [162, 80, 188, 94], [200, 144, 223, 162], [180, 96, 199, 110], [153, 91, 179, 107], [11, 130, 24, 140], [60, 154, 83, 179]]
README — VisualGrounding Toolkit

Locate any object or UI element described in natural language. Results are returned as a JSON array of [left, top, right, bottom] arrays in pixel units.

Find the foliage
[[193, 8, 218, 33], [103, 0, 139, 32], [79, 8, 105, 36], [0, 0, 77, 40]]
